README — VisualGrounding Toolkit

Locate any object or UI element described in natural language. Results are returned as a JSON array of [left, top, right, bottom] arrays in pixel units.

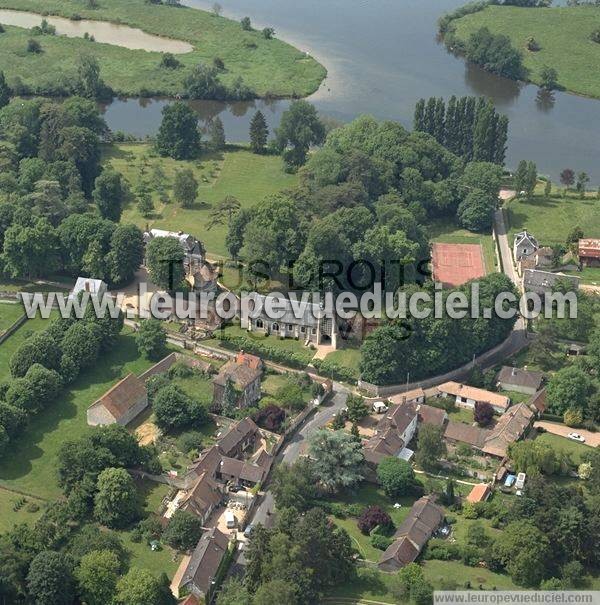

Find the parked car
[[372, 400, 388, 414], [567, 432, 585, 442], [225, 510, 236, 529], [244, 524, 254, 538]]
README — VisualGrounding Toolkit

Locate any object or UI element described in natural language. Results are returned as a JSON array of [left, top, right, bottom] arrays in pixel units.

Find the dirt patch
[[135, 421, 160, 446], [432, 242, 486, 288]]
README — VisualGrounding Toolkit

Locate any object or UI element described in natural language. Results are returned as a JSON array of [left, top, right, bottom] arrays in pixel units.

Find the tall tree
[[209, 116, 226, 150], [107, 224, 144, 285], [173, 168, 198, 208], [155, 102, 200, 160], [94, 467, 141, 529], [74, 549, 120, 605], [415, 424, 446, 471], [308, 429, 364, 493], [145, 236, 186, 290], [135, 319, 167, 361], [250, 110, 268, 153], [27, 551, 75, 605], [0, 70, 10, 109], [275, 100, 325, 169], [93, 168, 125, 221]]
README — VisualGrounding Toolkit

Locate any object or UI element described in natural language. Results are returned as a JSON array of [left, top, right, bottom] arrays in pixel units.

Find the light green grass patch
[[450, 5, 600, 98], [0, 488, 46, 532], [0, 331, 152, 499], [105, 143, 298, 258], [0, 0, 326, 97], [324, 347, 362, 379], [536, 431, 592, 466], [506, 193, 600, 247], [0, 301, 24, 333]]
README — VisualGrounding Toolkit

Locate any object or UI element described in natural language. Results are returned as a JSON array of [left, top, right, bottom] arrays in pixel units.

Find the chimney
[[511, 366, 516, 376], [85, 281, 90, 292]]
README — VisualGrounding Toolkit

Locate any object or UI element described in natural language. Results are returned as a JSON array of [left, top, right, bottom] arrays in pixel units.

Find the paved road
[[229, 386, 349, 573], [493, 208, 519, 287]]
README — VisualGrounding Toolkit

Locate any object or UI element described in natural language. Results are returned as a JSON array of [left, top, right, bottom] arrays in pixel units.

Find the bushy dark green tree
[[250, 110, 268, 153], [135, 319, 167, 360], [155, 102, 200, 160]]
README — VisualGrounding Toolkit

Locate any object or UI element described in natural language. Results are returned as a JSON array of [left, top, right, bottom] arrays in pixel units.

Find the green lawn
[[0, 0, 325, 97], [328, 484, 418, 563], [0, 487, 46, 533], [450, 5, 600, 98], [422, 560, 519, 590], [105, 143, 298, 258], [536, 431, 592, 466], [0, 312, 55, 377], [447, 406, 474, 425], [172, 372, 214, 408], [0, 301, 24, 333], [428, 218, 498, 274], [0, 331, 153, 499], [324, 347, 362, 380], [506, 193, 600, 247]]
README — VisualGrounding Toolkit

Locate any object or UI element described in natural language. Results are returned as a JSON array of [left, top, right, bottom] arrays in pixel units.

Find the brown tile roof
[[579, 238, 600, 259], [91, 373, 146, 421], [190, 445, 222, 479], [182, 472, 223, 518], [496, 366, 544, 391], [466, 483, 491, 503], [388, 388, 425, 405], [437, 381, 510, 411], [213, 361, 261, 391], [416, 404, 447, 427], [217, 417, 259, 457], [219, 456, 265, 484], [180, 595, 200, 605], [380, 403, 417, 435], [379, 496, 444, 569], [482, 403, 534, 458], [180, 528, 229, 595], [364, 427, 405, 465], [444, 421, 487, 448], [236, 351, 263, 371], [528, 388, 546, 414]]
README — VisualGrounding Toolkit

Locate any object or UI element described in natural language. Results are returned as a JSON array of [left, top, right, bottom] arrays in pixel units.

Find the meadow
[[104, 143, 298, 258], [0, 0, 326, 97], [451, 5, 600, 98]]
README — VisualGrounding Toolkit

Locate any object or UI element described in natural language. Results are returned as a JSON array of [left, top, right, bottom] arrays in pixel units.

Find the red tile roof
[[466, 483, 491, 503]]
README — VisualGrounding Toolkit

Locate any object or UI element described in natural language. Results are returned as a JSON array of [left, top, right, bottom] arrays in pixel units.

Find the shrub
[[370, 534, 393, 551], [26, 39, 42, 53], [591, 29, 600, 44], [357, 506, 393, 535]]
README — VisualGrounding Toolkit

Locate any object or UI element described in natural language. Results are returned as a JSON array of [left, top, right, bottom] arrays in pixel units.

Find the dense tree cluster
[[0, 98, 144, 284], [360, 273, 518, 384], [414, 96, 508, 164], [465, 27, 524, 80], [0, 308, 124, 455], [240, 507, 355, 603]]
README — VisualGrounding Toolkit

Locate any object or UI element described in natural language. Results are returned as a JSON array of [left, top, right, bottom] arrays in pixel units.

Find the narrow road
[[493, 208, 519, 287], [534, 421, 600, 447]]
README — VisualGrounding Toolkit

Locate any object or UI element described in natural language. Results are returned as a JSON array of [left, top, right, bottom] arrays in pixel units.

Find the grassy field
[[0, 0, 326, 97], [324, 347, 362, 379], [0, 312, 55, 376], [104, 143, 298, 258], [536, 431, 592, 465], [428, 218, 498, 274], [0, 487, 46, 532], [506, 192, 600, 247], [0, 331, 153, 499], [450, 5, 600, 98], [0, 301, 24, 333]]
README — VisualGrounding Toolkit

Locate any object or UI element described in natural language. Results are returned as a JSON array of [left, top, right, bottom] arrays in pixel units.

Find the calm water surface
[[0, 8, 193, 52], [102, 0, 600, 183]]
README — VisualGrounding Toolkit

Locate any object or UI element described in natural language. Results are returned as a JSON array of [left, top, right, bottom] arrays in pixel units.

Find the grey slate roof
[[496, 366, 544, 391]]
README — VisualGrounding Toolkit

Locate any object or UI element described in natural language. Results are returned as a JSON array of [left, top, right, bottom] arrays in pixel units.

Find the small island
[[440, 3, 600, 99], [0, 0, 326, 99]]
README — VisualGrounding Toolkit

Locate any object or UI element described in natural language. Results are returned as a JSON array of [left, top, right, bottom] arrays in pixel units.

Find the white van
[[225, 510, 236, 529]]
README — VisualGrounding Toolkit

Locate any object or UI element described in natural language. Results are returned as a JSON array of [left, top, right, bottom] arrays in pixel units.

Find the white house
[[436, 381, 510, 414], [513, 231, 538, 261], [69, 277, 107, 301]]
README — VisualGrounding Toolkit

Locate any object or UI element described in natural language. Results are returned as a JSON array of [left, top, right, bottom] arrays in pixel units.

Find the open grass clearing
[[450, 5, 600, 98], [506, 193, 600, 247], [535, 431, 591, 466], [0, 330, 153, 499], [0, 487, 46, 532], [0, 0, 326, 97], [105, 143, 298, 258], [324, 347, 362, 380], [0, 301, 24, 333]]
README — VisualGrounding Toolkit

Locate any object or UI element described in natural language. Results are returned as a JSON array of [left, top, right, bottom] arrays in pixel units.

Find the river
[[100, 0, 600, 183]]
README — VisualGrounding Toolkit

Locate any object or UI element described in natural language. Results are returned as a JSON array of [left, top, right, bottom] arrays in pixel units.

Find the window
[[256, 318, 263, 328], [272, 323, 279, 332], [287, 324, 293, 330], [300, 326, 306, 333], [311, 328, 317, 335]]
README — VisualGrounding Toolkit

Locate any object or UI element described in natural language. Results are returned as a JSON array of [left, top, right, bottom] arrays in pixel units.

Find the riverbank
[[0, 0, 326, 98], [444, 4, 600, 99]]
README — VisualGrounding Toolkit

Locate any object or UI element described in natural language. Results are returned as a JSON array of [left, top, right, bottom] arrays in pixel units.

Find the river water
[[102, 0, 600, 183], [0, 8, 193, 52]]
